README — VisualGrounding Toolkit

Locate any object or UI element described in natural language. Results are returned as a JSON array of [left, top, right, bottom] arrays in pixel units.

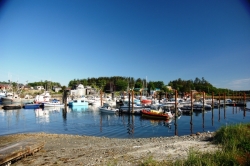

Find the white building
[[35, 86, 44, 90], [70, 84, 85, 97]]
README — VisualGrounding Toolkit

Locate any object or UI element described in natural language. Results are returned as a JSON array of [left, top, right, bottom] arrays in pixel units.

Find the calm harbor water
[[0, 102, 250, 139]]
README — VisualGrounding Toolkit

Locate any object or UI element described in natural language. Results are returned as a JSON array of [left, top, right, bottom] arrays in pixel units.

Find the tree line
[[1, 77, 249, 96], [28, 81, 61, 90], [67, 76, 250, 95]]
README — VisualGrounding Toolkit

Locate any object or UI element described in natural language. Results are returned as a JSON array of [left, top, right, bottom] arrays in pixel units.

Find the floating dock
[[0, 139, 44, 165]]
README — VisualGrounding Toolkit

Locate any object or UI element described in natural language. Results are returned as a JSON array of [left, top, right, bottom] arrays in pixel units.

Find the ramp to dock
[[0, 139, 44, 165]]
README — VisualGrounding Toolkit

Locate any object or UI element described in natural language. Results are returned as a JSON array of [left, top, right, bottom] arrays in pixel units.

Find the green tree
[[115, 79, 128, 91], [147, 81, 155, 94], [135, 78, 143, 88]]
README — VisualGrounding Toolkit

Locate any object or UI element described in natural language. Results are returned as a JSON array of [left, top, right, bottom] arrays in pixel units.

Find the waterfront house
[[35, 86, 44, 90]]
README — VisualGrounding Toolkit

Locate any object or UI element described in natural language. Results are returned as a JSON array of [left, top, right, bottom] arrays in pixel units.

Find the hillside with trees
[[67, 77, 250, 95]]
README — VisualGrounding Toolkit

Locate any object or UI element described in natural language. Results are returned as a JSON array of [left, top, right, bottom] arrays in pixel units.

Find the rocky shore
[[0, 132, 219, 166]]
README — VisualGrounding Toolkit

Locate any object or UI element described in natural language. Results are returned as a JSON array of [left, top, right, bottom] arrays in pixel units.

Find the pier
[[0, 139, 44, 165]]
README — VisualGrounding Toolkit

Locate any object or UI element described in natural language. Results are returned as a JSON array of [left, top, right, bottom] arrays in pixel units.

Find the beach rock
[[0, 132, 218, 166]]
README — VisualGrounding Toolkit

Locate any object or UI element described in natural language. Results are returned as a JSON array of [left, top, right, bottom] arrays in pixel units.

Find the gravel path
[[0, 132, 219, 166]]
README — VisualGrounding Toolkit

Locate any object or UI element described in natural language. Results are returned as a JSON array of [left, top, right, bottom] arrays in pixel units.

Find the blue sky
[[0, 0, 250, 90]]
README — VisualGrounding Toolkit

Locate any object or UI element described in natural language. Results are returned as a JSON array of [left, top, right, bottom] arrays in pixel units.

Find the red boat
[[141, 99, 152, 105], [141, 109, 173, 120]]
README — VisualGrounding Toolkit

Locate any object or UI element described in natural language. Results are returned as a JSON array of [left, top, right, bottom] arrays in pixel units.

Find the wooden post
[[218, 105, 221, 122], [244, 93, 246, 117], [140, 91, 142, 102], [244, 93, 246, 106], [100, 90, 103, 106], [202, 92, 205, 130], [128, 92, 131, 114], [219, 93, 221, 107], [236, 92, 238, 103], [212, 92, 214, 126], [190, 90, 193, 134], [175, 90, 178, 116], [132, 90, 134, 114], [212, 92, 214, 108], [202, 92, 205, 111], [63, 90, 68, 107], [224, 93, 226, 108], [175, 90, 178, 136], [191, 90, 193, 114]]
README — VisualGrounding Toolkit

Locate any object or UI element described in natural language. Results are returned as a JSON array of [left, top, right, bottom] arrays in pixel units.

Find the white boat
[[91, 100, 102, 107], [0, 90, 7, 100], [119, 101, 143, 114], [99, 104, 119, 114], [34, 91, 51, 103], [42, 99, 64, 107], [181, 101, 212, 111], [87, 96, 101, 107], [103, 100, 116, 107], [1, 92, 21, 104]]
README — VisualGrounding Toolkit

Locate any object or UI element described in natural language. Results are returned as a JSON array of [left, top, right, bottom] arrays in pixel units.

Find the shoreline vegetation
[[1, 123, 249, 166], [1, 76, 250, 101]]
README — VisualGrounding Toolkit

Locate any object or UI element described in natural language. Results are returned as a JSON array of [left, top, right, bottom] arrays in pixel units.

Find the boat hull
[[42, 103, 64, 107], [21, 99, 35, 104], [3, 104, 22, 110], [141, 110, 171, 119], [99, 107, 118, 114], [23, 104, 41, 109], [1, 98, 21, 104]]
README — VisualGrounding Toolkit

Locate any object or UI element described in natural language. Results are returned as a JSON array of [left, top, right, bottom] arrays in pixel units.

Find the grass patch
[[140, 123, 250, 166]]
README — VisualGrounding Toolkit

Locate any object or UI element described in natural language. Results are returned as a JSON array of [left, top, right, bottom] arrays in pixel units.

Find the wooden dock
[[0, 139, 44, 165]]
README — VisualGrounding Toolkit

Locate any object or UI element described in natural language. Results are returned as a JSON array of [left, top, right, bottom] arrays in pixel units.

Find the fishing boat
[[0, 90, 7, 100], [181, 101, 212, 111], [99, 104, 118, 114], [42, 99, 64, 107], [1, 93, 21, 104], [119, 100, 143, 114]]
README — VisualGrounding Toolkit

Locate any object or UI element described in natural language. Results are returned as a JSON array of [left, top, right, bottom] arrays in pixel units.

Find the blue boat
[[68, 98, 88, 106], [23, 102, 41, 109]]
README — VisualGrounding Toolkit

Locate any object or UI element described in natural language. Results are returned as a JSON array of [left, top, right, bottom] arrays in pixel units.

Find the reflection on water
[[70, 105, 89, 112], [140, 116, 172, 128], [0, 103, 250, 138], [34, 108, 61, 124], [35, 108, 49, 123], [127, 115, 134, 136]]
